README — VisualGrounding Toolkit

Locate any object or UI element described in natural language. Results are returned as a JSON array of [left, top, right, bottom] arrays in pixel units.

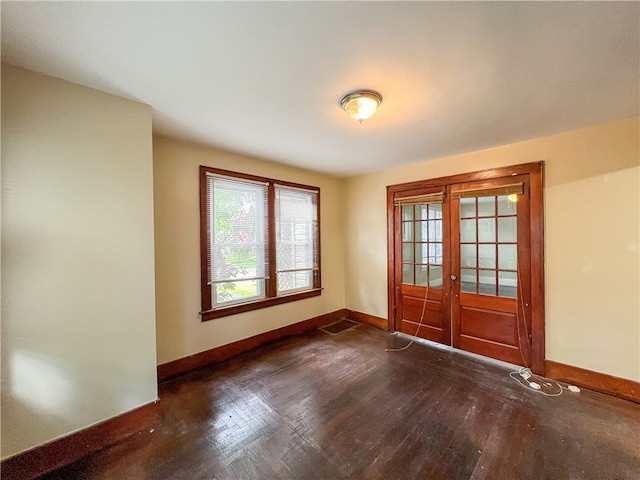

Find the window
[[200, 167, 320, 320]]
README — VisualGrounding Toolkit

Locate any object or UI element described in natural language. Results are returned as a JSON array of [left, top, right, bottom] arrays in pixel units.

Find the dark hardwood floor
[[42, 325, 640, 479]]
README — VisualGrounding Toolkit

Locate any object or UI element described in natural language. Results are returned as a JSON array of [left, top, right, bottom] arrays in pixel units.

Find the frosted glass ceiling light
[[340, 90, 383, 122]]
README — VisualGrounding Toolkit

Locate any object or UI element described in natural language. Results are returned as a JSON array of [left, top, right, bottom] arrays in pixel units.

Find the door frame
[[387, 162, 545, 375]]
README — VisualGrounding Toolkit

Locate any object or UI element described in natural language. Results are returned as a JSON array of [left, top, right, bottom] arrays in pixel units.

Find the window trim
[[199, 166, 321, 321]]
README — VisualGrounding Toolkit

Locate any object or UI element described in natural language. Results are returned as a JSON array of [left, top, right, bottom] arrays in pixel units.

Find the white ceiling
[[2, 2, 638, 178]]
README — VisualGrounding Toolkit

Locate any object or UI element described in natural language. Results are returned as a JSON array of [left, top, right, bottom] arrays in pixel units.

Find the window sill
[[201, 288, 322, 321]]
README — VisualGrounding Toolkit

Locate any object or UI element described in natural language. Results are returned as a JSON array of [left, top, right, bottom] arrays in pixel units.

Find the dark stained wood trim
[[201, 288, 322, 320], [347, 309, 388, 330], [158, 309, 349, 382], [315, 188, 322, 290], [199, 166, 212, 312], [1, 401, 160, 480], [529, 162, 546, 375], [387, 162, 543, 194], [386, 186, 396, 332], [441, 185, 453, 345], [546, 360, 640, 404], [200, 166, 321, 191], [515, 174, 534, 368], [450, 191, 462, 349]]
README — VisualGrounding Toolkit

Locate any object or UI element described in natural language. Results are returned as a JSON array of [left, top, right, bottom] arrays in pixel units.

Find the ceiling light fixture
[[340, 89, 383, 122]]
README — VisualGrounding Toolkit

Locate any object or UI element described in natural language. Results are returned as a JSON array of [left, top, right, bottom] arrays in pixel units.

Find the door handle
[[450, 274, 457, 281]]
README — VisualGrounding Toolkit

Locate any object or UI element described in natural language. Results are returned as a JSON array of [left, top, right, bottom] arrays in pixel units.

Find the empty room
[[1, 2, 639, 479]]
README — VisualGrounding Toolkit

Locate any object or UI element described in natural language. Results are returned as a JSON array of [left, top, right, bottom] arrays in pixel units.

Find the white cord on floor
[[509, 367, 580, 397]]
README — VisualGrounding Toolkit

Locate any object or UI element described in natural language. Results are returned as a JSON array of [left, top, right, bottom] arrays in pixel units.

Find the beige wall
[[344, 117, 640, 382], [1, 65, 158, 459], [153, 136, 345, 364]]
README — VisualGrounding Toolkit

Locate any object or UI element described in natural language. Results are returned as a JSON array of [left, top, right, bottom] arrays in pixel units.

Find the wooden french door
[[393, 186, 451, 346], [450, 175, 532, 367], [388, 163, 545, 373]]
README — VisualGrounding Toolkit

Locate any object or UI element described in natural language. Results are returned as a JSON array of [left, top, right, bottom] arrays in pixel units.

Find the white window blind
[[275, 185, 319, 294], [207, 173, 269, 305]]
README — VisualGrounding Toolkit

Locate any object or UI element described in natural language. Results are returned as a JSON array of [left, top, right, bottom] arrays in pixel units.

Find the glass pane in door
[[461, 268, 477, 293], [429, 265, 443, 287], [416, 265, 428, 286], [402, 264, 414, 284], [497, 195, 517, 215], [479, 269, 497, 295], [498, 244, 517, 270], [402, 243, 414, 262], [499, 271, 517, 298], [460, 198, 475, 218], [478, 244, 496, 268], [478, 196, 495, 217], [460, 219, 476, 242], [402, 222, 413, 241], [498, 217, 517, 242], [461, 244, 476, 267], [478, 218, 496, 242], [429, 203, 442, 219]]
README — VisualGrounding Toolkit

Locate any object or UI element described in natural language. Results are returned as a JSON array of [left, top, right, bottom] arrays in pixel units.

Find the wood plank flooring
[[42, 325, 640, 479]]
